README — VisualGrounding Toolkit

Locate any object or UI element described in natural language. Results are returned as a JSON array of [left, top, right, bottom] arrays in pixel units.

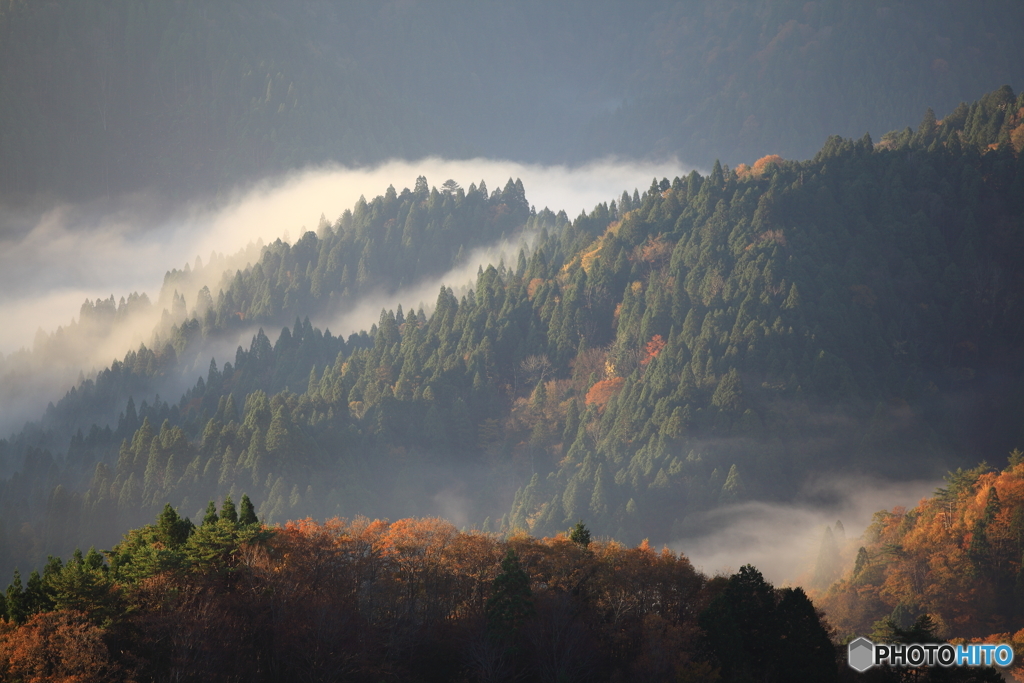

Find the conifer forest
[[1, 2, 1024, 681]]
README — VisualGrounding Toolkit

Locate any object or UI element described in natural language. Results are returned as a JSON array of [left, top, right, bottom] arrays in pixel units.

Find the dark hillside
[[0, 88, 1023, 580], [2, 0, 1022, 200]]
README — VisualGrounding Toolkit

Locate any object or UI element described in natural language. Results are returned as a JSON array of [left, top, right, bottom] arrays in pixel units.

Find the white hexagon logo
[[848, 636, 875, 672]]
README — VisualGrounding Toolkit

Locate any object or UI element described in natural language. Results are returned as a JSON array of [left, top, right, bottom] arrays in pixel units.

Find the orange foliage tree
[[1, 509, 831, 681], [751, 154, 783, 176], [0, 610, 123, 682], [585, 377, 626, 409], [249, 517, 710, 680], [819, 455, 1024, 642]]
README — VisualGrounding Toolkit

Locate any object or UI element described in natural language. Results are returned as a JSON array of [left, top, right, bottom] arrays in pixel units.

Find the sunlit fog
[[2, 4, 1022, 675], [0, 157, 691, 357]]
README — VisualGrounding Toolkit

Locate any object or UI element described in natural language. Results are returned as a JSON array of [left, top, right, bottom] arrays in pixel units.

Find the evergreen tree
[[775, 588, 837, 682], [239, 494, 258, 525], [156, 503, 193, 548], [25, 569, 50, 615], [220, 495, 238, 524], [486, 549, 535, 644], [568, 519, 592, 549], [203, 501, 219, 526], [720, 464, 745, 503], [5, 570, 26, 624]]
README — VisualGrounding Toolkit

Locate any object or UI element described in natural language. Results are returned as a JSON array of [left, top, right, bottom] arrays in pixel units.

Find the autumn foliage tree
[[751, 154, 784, 176], [0, 505, 842, 682], [640, 334, 666, 366], [819, 453, 1024, 681], [584, 377, 625, 410], [0, 610, 125, 682]]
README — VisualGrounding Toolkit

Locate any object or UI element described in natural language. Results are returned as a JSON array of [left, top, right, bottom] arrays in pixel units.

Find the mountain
[[1, 86, 1022, 584], [2, 0, 1024, 200]]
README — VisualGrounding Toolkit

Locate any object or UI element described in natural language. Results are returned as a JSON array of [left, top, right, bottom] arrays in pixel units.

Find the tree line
[[0, 508, 842, 682]]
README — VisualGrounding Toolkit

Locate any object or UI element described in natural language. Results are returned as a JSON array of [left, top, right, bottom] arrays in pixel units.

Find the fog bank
[[673, 475, 941, 585], [0, 156, 693, 433]]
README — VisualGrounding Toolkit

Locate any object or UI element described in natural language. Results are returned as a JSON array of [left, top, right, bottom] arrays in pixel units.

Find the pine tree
[[486, 549, 534, 644], [25, 569, 50, 615], [720, 464, 744, 503], [568, 519, 592, 549], [853, 547, 870, 578], [220, 495, 238, 524], [562, 399, 580, 445], [239, 494, 258, 525], [6, 570, 26, 624], [157, 503, 193, 548], [811, 526, 840, 588], [203, 501, 219, 526], [775, 587, 837, 682]]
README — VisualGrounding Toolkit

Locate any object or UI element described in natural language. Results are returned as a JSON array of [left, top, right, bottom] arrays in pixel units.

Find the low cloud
[[322, 232, 539, 342], [673, 474, 941, 585], [0, 156, 694, 355], [0, 156, 695, 433]]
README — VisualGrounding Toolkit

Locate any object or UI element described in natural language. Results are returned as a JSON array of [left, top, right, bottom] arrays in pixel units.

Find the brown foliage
[[637, 235, 673, 266], [0, 610, 124, 683], [1011, 122, 1024, 154], [585, 377, 625, 409], [6, 517, 715, 681], [819, 460, 1024, 640], [263, 519, 707, 679]]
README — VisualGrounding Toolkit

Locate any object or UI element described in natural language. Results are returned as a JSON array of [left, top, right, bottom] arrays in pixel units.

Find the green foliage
[[45, 548, 118, 624], [2, 87, 1024, 579], [568, 520, 592, 549], [202, 501, 219, 526], [156, 503, 194, 548], [700, 565, 836, 682], [5, 570, 26, 624], [239, 494, 258, 526], [106, 496, 266, 584], [220, 496, 238, 525], [486, 549, 535, 644]]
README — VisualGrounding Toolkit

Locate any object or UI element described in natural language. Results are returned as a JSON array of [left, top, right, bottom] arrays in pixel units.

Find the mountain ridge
[[0, 86, 1022, 584]]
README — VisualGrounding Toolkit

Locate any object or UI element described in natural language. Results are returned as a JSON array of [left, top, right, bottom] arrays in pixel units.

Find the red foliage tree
[[640, 335, 666, 366]]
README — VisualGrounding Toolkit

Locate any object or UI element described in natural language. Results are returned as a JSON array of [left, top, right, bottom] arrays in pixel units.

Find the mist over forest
[[1, 2, 1024, 681]]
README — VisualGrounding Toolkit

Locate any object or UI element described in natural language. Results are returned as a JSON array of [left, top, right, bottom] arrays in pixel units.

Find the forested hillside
[[0, 175, 530, 442], [808, 450, 1024, 682], [821, 453, 1024, 638], [0, 508, 844, 682], [1, 87, 1023, 585], [2, 0, 1023, 200]]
